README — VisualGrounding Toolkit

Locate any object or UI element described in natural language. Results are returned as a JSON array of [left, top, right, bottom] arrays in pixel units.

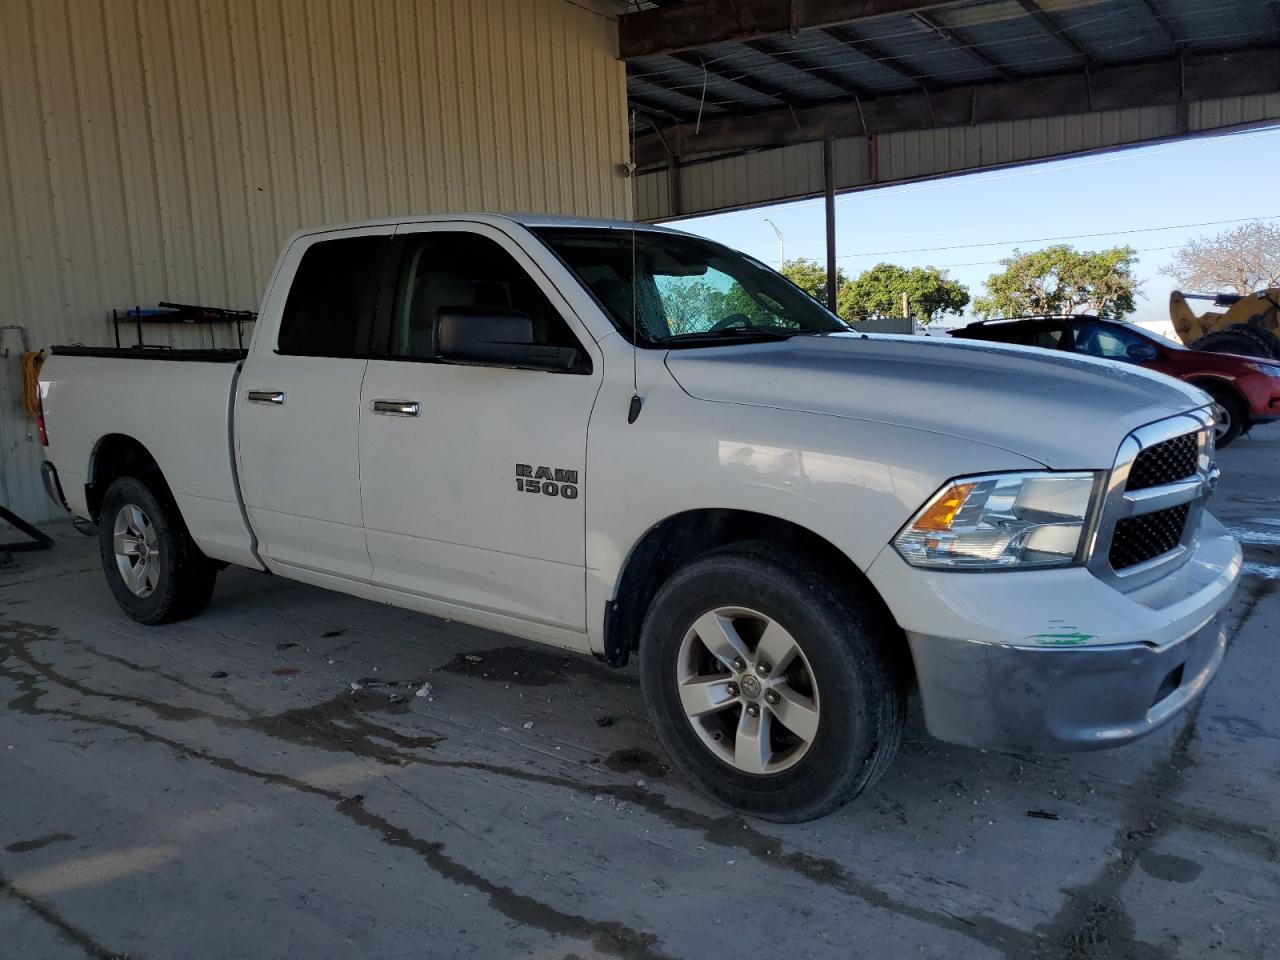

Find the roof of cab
[[287, 212, 689, 243]]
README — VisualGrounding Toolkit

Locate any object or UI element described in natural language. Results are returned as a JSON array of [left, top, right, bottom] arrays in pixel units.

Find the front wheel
[[639, 542, 905, 822], [98, 476, 217, 625], [1203, 385, 1246, 448]]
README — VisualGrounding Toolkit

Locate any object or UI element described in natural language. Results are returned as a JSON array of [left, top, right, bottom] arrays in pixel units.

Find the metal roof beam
[[632, 46, 1280, 167], [1015, 0, 1090, 62], [1136, 0, 1181, 51], [913, 10, 1014, 81], [823, 24, 923, 89], [1014, 0, 1092, 66], [618, 0, 959, 60], [630, 72, 729, 113], [743, 37, 873, 98], [668, 50, 803, 106], [626, 91, 694, 124]]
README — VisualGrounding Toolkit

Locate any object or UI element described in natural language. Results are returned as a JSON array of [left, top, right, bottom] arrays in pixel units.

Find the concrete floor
[[2, 427, 1277, 960]]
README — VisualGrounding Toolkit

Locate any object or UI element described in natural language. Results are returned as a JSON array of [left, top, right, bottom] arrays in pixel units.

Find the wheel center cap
[[740, 674, 762, 699]]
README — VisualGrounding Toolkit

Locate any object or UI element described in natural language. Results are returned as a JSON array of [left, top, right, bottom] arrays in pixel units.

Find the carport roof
[[621, 0, 1280, 168]]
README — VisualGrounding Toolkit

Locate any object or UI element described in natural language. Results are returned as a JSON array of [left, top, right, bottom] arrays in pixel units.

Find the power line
[[836, 214, 1280, 260]]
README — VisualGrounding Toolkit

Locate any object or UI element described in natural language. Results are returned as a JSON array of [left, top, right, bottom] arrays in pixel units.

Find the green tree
[[656, 278, 725, 335], [974, 245, 1140, 319], [720, 282, 774, 326], [838, 262, 970, 326], [778, 258, 848, 302], [716, 258, 849, 326]]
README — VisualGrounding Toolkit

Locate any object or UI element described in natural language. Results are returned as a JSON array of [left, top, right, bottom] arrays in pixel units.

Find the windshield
[[1137, 327, 1188, 350], [536, 227, 848, 346]]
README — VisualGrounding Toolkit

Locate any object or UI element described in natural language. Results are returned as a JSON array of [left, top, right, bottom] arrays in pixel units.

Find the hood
[[1182, 347, 1272, 369], [663, 333, 1209, 468]]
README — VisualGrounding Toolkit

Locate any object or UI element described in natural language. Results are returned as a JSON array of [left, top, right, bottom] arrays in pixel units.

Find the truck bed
[[40, 350, 257, 569]]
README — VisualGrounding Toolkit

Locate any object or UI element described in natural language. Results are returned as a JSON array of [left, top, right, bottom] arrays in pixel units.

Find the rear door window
[[277, 236, 386, 357], [1015, 324, 1066, 350]]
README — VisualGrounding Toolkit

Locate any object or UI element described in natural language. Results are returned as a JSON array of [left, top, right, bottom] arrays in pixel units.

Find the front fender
[[583, 380, 1043, 655]]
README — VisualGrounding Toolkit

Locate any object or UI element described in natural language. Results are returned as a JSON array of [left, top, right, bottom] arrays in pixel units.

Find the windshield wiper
[[662, 328, 799, 347]]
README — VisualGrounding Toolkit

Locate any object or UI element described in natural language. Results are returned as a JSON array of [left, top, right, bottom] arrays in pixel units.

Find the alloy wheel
[[1212, 402, 1232, 442], [675, 606, 821, 775], [113, 504, 160, 598]]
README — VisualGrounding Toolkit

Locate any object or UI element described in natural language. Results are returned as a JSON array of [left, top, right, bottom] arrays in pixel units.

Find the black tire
[[639, 541, 906, 822], [1198, 383, 1247, 448], [1191, 325, 1280, 361], [98, 476, 217, 625], [1240, 325, 1280, 360]]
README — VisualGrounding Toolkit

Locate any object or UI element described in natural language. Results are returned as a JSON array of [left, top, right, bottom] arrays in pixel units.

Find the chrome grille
[[1110, 503, 1192, 569], [1126, 433, 1198, 491], [1088, 411, 1215, 588]]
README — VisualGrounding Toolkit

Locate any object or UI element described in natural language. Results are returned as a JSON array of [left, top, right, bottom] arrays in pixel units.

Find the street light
[[763, 218, 784, 269]]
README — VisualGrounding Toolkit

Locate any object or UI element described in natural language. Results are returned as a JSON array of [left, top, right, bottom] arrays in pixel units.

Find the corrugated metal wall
[[0, 0, 629, 523], [637, 93, 1280, 222]]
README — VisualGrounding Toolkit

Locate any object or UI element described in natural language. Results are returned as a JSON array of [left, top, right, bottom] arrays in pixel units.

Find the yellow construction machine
[[1170, 288, 1280, 359]]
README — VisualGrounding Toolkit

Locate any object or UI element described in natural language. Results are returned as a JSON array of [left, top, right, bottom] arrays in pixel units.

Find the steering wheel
[[707, 313, 754, 333]]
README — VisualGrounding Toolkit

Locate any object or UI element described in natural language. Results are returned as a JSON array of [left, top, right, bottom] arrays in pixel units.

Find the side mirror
[[435, 307, 583, 372], [1125, 342, 1158, 362]]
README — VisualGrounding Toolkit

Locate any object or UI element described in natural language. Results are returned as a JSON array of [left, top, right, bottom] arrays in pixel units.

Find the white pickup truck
[[38, 214, 1241, 821]]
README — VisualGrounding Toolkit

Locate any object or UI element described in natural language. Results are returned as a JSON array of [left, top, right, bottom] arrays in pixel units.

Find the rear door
[[235, 226, 393, 580], [357, 222, 601, 632]]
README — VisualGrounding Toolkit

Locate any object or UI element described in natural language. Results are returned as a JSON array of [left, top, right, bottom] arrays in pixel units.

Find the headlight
[[1244, 361, 1280, 379], [894, 472, 1100, 570]]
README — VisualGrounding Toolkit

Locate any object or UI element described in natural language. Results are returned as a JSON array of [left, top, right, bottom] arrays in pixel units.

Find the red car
[[950, 315, 1280, 446]]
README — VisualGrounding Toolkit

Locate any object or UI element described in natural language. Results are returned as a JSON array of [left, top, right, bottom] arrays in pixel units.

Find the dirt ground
[[2, 425, 1277, 960]]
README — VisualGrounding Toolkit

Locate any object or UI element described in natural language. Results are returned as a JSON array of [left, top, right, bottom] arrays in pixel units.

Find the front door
[[236, 226, 393, 580], [1068, 319, 1159, 366], [358, 223, 600, 632]]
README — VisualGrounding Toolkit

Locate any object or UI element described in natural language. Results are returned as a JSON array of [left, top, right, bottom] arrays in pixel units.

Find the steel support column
[[823, 139, 837, 312]]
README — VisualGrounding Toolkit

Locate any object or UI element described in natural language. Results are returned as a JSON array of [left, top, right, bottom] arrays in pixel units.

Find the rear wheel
[[639, 542, 905, 822], [98, 476, 217, 624]]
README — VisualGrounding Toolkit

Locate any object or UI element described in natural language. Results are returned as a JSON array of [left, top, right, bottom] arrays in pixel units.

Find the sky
[[671, 125, 1280, 328]]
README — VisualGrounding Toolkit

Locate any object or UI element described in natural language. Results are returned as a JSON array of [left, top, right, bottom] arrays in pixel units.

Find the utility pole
[[902, 291, 910, 320], [763, 218, 784, 270]]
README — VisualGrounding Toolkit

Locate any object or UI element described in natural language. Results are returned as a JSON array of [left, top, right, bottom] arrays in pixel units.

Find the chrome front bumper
[[907, 611, 1229, 752]]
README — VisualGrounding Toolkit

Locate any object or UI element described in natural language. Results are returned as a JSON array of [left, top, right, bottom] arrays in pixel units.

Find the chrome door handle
[[246, 390, 285, 405], [372, 399, 420, 417]]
